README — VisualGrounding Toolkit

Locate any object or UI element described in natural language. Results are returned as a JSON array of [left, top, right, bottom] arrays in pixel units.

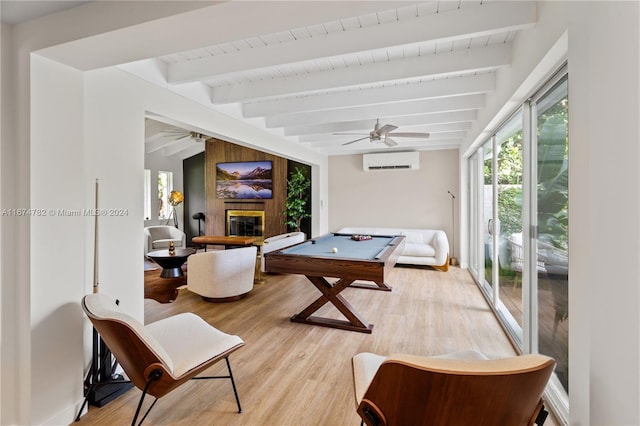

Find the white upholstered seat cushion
[[146, 313, 244, 377], [352, 352, 387, 404]]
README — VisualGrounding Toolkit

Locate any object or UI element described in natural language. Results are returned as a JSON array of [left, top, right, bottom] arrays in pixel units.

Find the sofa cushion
[[403, 242, 435, 257]]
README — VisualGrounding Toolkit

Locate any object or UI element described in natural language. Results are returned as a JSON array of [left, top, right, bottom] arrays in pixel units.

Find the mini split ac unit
[[362, 151, 420, 171]]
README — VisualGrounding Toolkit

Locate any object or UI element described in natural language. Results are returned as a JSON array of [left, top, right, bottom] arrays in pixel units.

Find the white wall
[[30, 55, 88, 425], [567, 2, 640, 424], [328, 150, 459, 255]]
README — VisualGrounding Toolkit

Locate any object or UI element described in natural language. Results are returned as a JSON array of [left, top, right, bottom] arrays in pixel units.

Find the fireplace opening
[[226, 210, 265, 239]]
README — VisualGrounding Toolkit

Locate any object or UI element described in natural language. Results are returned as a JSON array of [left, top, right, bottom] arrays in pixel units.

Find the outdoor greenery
[[484, 93, 568, 253], [495, 136, 525, 239], [536, 98, 569, 251], [284, 167, 311, 232]]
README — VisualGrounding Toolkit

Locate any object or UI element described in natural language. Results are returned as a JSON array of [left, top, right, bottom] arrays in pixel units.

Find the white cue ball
[[332, 247, 338, 253]]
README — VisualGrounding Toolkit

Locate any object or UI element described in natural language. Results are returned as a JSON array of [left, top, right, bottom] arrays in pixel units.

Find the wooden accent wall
[[205, 139, 287, 238]]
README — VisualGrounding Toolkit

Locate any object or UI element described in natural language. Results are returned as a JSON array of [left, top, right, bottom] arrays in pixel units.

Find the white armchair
[[144, 225, 186, 254], [187, 246, 257, 302], [260, 232, 306, 272]]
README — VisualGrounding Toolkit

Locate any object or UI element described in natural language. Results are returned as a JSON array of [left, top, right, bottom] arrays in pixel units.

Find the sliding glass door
[[467, 68, 568, 423], [535, 75, 569, 399], [496, 110, 524, 345], [482, 141, 495, 292]]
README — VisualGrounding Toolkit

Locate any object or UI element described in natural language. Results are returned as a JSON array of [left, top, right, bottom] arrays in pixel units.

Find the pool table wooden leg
[[290, 276, 373, 334]]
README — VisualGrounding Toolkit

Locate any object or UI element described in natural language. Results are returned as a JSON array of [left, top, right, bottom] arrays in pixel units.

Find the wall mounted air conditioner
[[362, 151, 420, 171]]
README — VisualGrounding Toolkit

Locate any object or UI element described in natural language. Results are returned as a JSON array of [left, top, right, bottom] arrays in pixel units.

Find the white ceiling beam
[[297, 122, 471, 143], [169, 1, 535, 84], [211, 44, 510, 104], [267, 94, 485, 128], [41, 1, 411, 71], [243, 73, 495, 118], [283, 110, 478, 136]]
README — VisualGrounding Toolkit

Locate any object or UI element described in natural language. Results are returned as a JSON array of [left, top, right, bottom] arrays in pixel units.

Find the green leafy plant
[[537, 111, 568, 250], [284, 168, 311, 232]]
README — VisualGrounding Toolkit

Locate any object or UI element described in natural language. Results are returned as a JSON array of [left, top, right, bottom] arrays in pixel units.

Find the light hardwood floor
[[76, 266, 550, 425]]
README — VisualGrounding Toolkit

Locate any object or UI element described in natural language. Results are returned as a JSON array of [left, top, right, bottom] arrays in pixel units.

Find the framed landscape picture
[[216, 161, 273, 199]]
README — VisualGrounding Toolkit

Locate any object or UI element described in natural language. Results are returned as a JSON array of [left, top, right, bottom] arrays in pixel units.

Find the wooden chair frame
[[353, 353, 556, 426]]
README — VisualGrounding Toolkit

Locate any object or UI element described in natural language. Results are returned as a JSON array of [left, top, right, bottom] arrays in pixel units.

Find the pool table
[[264, 233, 405, 333]]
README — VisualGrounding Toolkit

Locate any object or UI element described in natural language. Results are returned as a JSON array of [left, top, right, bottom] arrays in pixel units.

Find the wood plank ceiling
[[136, 1, 537, 158]]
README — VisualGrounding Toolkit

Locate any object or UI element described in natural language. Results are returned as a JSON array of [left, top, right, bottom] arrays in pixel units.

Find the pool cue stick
[[76, 179, 131, 421], [77, 179, 102, 420], [93, 178, 99, 294]]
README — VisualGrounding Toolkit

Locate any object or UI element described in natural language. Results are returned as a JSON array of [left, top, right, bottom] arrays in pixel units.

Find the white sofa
[[260, 232, 306, 272], [337, 227, 449, 271], [144, 225, 186, 254]]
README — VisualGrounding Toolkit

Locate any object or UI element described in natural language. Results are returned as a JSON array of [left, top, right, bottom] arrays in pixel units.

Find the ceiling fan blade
[[376, 124, 398, 134], [383, 137, 398, 147], [333, 132, 369, 136], [342, 136, 371, 146], [387, 132, 430, 138], [161, 128, 191, 136]]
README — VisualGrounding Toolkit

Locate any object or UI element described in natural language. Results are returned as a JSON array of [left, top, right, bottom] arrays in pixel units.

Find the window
[[468, 67, 568, 423], [158, 171, 173, 220]]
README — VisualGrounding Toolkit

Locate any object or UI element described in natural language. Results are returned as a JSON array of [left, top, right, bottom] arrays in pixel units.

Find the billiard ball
[[332, 247, 338, 253]]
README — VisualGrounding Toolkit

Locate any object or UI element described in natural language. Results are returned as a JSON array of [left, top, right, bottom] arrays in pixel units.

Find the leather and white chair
[[81, 293, 244, 425], [187, 246, 257, 302], [260, 232, 306, 272], [352, 350, 555, 426], [144, 225, 186, 254]]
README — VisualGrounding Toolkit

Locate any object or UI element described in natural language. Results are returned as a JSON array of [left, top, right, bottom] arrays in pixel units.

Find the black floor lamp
[[448, 190, 458, 266], [193, 212, 205, 236]]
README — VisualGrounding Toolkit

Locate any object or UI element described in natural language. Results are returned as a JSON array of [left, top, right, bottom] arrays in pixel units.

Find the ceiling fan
[[159, 127, 208, 143], [336, 119, 430, 147]]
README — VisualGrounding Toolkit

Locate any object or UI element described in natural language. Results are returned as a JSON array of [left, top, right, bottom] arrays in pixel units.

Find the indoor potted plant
[[284, 167, 311, 233]]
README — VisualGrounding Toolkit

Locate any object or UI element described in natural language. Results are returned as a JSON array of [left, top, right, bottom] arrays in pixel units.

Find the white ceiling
[[0, 1, 93, 25], [6, 0, 538, 158]]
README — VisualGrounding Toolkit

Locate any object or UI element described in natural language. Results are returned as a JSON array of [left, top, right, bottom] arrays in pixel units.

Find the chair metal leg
[[191, 357, 242, 413], [132, 369, 162, 426], [226, 357, 242, 413], [130, 358, 241, 425]]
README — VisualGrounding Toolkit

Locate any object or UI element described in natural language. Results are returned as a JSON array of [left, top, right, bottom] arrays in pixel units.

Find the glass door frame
[[466, 64, 569, 424]]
